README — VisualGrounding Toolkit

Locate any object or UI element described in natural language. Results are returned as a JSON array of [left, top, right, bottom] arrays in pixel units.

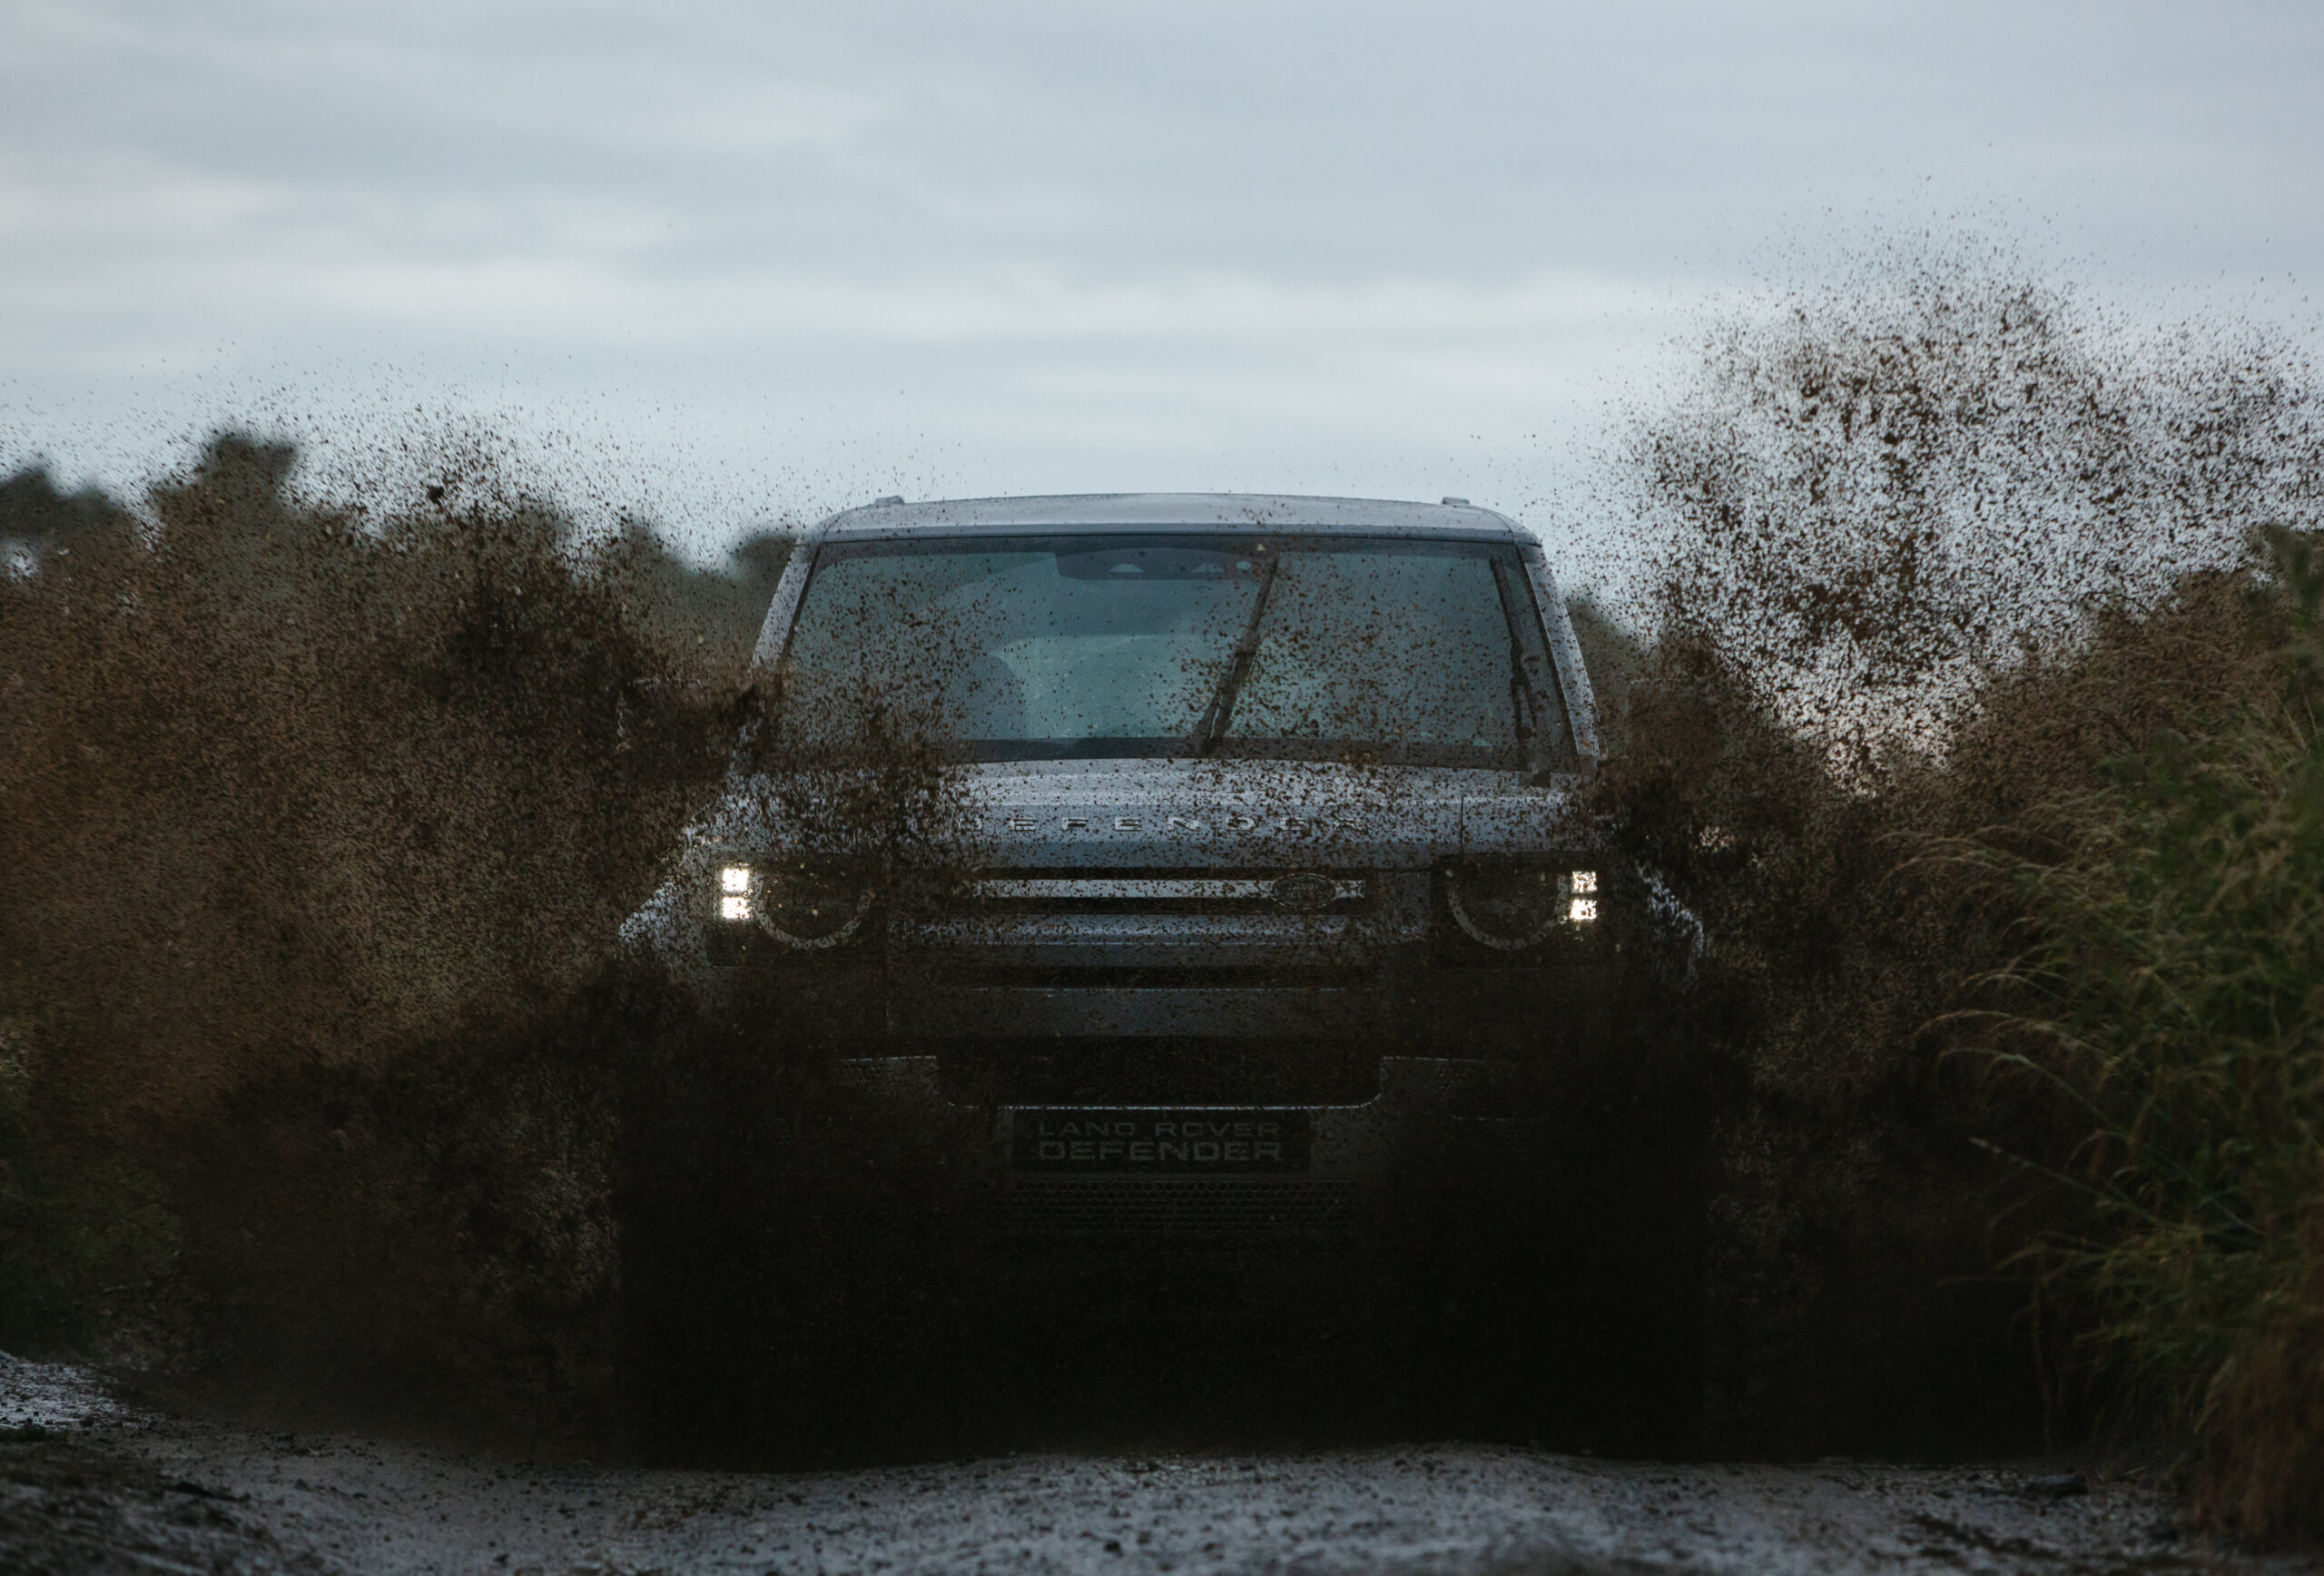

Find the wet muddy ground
[[2, 1354, 2300, 1575]]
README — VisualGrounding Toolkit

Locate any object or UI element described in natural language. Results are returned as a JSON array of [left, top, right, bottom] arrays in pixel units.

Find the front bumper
[[740, 956, 1617, 1069], [829, 1053, 1553, 1244]]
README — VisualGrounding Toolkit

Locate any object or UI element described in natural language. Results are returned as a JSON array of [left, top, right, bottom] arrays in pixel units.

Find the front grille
[[950, 868, 1375, 916], [1004, 1176, 1360, 1239], [933, 965, 1374, 990]]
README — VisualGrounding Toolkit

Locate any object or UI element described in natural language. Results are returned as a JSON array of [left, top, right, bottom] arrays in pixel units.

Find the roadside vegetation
[[1596, 255, 2324, 1537], [1971, 533, 2324, 1538], [1, 252, 2320, 1537], [0, 442, 761, 1443]]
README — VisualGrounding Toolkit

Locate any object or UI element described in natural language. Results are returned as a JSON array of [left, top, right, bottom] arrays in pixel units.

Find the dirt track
[[1, 1354, 2296, 1575]]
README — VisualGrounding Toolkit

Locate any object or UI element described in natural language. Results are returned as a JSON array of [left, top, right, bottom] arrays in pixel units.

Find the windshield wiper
[[1187, 551, 1282, 755]]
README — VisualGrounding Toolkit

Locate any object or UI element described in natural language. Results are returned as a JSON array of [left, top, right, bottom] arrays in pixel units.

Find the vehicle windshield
[[777, 532, 1575, 770]]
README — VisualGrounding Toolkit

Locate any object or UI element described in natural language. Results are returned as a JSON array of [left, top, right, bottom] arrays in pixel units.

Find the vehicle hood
[[688, 755, 1594, 871]]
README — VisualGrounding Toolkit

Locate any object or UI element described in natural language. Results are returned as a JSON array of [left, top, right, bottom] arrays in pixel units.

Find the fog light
[[720, 865, 753, 894], [719, 893, 753, 921], [1569, 897, 1598, 922]]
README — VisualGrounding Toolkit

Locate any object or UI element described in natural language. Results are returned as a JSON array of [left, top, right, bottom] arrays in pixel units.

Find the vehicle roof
[[819, 492, 1523, 541]]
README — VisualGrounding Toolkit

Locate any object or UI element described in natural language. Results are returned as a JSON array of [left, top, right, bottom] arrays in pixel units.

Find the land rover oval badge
[[1269, 872, 1336, 911]]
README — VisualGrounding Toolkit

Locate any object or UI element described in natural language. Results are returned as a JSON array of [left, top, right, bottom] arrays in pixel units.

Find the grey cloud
[[1, 0, 2317, 554]]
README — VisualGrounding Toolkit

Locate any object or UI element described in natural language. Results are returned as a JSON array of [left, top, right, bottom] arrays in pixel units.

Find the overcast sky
[[3, 0, 2318, 569]]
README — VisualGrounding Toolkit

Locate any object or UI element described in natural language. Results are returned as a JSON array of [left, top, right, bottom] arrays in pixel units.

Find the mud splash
[[0, 436, 744, 1448]]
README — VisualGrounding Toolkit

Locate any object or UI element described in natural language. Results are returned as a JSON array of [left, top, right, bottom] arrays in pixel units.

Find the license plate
[[1010, 1109, 1313, 1173]]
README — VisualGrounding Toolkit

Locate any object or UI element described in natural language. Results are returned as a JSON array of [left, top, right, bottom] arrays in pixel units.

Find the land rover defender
[[624, 492, 1697, 1248]]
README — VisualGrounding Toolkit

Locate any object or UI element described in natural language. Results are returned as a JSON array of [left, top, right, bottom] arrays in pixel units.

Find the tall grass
[[1974, 530, 2324, 1538], [1612, 253, 2324, 1508], [0, 436, 740, 1438], [1590, 632, 2077, 1456]]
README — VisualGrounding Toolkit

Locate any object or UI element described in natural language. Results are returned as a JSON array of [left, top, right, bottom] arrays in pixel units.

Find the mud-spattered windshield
[[779, 533, 1575, 770]]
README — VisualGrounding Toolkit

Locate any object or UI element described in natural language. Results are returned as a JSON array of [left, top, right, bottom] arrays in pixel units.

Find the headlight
[[1568, 869, 1598, 923], [1442, 862, 1598, 951], [716, 860, 874, 951], [718, 865, 754, 921]]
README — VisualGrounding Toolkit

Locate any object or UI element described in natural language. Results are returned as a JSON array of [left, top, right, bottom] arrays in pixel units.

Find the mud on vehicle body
[[623, 494, 1702, 1447]]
